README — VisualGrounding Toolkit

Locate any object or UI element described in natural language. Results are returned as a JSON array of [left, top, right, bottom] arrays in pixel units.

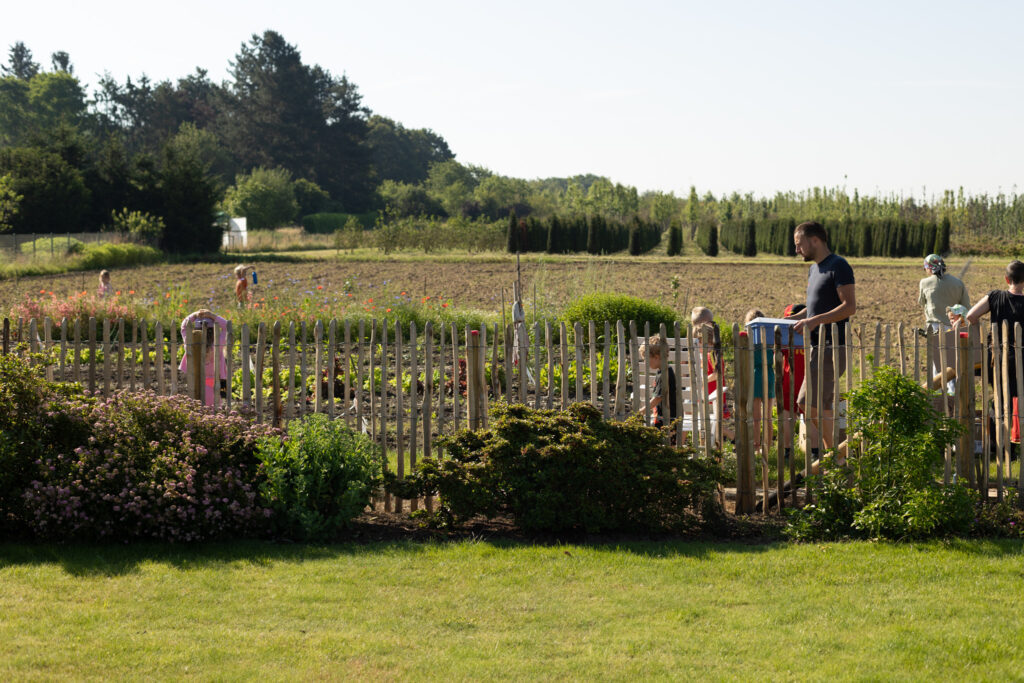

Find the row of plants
[[505, 213, 663, 256]]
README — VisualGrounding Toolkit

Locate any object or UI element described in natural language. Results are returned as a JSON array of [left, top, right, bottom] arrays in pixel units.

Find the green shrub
[[256, 413, 382, 540], [397, 402, 725, 533], [302, 211, 376, 234], [19, 235, 84, 256], [561, 293, 680, 335], [0, 353, 90, 537], [786, 366, 971, 541], [76, 242, 163, 269], [223, 166, 299, 230]]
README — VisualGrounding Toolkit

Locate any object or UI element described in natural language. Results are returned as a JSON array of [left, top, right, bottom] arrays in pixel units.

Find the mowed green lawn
[[1, 539, 1022, 680]]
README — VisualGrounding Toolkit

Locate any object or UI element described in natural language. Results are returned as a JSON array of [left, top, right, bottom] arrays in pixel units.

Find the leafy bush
[[107, 208, 165, 245], [302, 211, 376, 234], [786, 366, 971, 541], [0, 354, 90, 537], [21, 391, 277, 542], [19, 235, 85, 256], [223, 166, 298, 230], [76, 242, 163, 269], [256, 413, 382, 540], [561, 293, 680, 334], [396, 402, 725, 533]]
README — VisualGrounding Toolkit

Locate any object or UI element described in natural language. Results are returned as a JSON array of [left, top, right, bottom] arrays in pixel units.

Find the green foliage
[[0, 146, 90, 233], [76, 242, 163, 269], [223, 166, 298, 230], [0, 171, 21, 232], [787, 366, 972, 541], [666, 218, 682, 256], [302, 211, 376, 234], [377, 179, 445, 217], [696, 217, 718, 256], [107, 208, 165, 244], [256, 413, 382, 540], [562, 293, 679, 333], [0, 353, 89, 537], [398, 402, 724, 533], [19, 235, 84, 255], [159, 131, 223, 254]]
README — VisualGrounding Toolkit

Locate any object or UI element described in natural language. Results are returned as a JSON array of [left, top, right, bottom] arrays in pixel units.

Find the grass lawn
[[1, 539, 1023, 680]]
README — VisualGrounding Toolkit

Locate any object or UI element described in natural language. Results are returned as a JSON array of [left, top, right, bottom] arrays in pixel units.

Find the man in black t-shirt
[[788, 221, 856, 452], [962, 259, 1024, 443]]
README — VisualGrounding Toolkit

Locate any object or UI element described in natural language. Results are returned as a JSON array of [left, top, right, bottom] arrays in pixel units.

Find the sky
[[4, 0, 1023, 199]]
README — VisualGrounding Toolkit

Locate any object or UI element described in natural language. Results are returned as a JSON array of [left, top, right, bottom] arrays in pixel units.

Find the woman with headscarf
[[919, 254, 970, 394]]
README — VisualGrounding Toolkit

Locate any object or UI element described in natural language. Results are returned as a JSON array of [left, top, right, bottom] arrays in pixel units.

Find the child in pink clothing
[[179, 309, 228, 406], [98, 270, 113, 298]]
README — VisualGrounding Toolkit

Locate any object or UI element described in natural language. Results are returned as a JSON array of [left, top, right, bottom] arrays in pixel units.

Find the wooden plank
[[314, 321, 324, 414], [286, 322, 296, 421], [299, 321, 308, 417], [545, 321, 554, 410], [380, 320, 390, 512], [115, 318, 124, 390], [482, 324, 491, 427], [642, 322, 651, 426], [897, 322, 906, 374], [628, 320, 639, 414], [344, 320, 353, 429], [981, 324, 991, 499], [139, 319, 148, 392], [884, 323, 891, 366], [438, 322, 446, 446], [191, 329, 205, 403], [169, 319, 179, 395], [128, 319, 136, 391], [998, 322, 1009, 492], [255, 322, 267, 423], [410, 321, 419, 512], [534, 321, 543, 410], [368, 320, 377, 443], [872, 321, 881, 371], [451, 322, 461, 430], [560, 322, 569, 408], [589, 320, 598, 408], [760, 327, 771, 513], [60, 318, 69, 384], [357, 320, 366, 433], [504, 322, 513, 403], [831, 323, 840, 453], [28, 319, 38, 357], [223, 321, 232, 409], [272, 321, 282, 427], [913, 329, 921, 386], [615, 320, 626, 420], [101, 318, 109, 395], [42, 318, 54, 381], [395, 321, 405, 513], [240, 323, 251, 410], [1, 317, 7, 356], [802, 322, 813, 504], [956, 329, 974, 486], [155, 321, 166, 396], [87, 317, 97, 394], [328, 319, 337, 419], [574, 322, 585, 404], [423, 322, 434, 512], [603, 321, 612, 420], [73, 317, 81, 385]]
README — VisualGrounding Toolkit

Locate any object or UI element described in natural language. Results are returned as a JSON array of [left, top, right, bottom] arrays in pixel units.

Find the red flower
[[317, 285, 323, 290]]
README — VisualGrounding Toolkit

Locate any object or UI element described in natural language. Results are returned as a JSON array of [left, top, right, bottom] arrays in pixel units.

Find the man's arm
[[965, 294, 990, 326], [793, 284, 856, 334]]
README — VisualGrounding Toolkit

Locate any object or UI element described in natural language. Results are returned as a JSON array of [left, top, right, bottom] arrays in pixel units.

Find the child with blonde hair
[[234, 264, 254, 307], [638, 334, 676, 429], [690, 306, 734, 441], [98, 270, 113, 298]]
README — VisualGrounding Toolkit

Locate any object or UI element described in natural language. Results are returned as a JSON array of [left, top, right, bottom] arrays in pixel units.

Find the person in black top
[[787, 221, 857, 454], [640, 335, 677, 429], [963, 259, 1024, 443]]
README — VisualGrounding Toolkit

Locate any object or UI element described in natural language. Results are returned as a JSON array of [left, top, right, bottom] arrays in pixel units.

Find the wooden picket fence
[[3, 316, 1023, 515]]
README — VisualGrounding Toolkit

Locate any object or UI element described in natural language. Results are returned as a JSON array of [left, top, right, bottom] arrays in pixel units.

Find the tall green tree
[[223, 30, 373, 210], [365, 115, 453, 185], [159, 131, 222, 253], [2, 42, 39, 80]]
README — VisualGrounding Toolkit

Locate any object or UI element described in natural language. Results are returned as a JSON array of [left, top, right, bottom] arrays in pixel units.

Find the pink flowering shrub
[[22, 391, 280, 542], [10, 291, 135, 324]]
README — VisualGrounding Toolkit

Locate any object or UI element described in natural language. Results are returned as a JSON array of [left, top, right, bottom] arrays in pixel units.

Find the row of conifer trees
[[505, 213, 662, 255]]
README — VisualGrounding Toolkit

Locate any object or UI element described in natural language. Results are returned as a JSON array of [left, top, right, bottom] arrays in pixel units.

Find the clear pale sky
[[5, 0, 1022, 199]]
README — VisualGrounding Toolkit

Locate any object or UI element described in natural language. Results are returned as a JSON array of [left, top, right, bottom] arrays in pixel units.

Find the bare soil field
[[0, 252, 1008, 328]]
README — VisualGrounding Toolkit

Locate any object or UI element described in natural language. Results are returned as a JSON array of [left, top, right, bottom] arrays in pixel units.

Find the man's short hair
[[1007, 260, 1024, 284], [794, 221, 828, 246]]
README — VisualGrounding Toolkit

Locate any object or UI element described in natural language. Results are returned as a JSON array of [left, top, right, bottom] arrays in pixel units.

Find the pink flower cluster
[[10, 291, 134, 323], [21, 390, 280, 542]]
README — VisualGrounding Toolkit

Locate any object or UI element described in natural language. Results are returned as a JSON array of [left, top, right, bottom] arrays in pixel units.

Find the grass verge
[[1, 539, 1022, 679]]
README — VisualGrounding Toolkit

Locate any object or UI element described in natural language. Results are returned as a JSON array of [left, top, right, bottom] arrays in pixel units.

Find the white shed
[[222, 217, 248, 249]]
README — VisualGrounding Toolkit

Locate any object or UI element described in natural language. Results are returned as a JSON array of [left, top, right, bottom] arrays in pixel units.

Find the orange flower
[[273, 296, 279, 300], [316, 285, 323, 290], [39, 289, 45, 294], [183, 299, 188, 304], [367, 298, 373, 303], [115, 291, 121, 296], [386, 308, 392, 313], [400, 291, 406, 296], [128, 290, 135, 295], [165, 293, 171, 298], [442, 303, 449, 308]]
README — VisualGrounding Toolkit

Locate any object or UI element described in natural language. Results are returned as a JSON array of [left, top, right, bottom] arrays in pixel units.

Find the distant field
[[0, 251, 1009, 327]]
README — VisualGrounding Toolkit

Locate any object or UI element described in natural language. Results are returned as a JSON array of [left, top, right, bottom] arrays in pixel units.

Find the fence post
[[272, 321, 282, 428], [468, 329, 483, 430], [956, 330, 975, 487], [190, 329, 204, 403], [2, 317, 8, 355], [735, 328, 754, 514]]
